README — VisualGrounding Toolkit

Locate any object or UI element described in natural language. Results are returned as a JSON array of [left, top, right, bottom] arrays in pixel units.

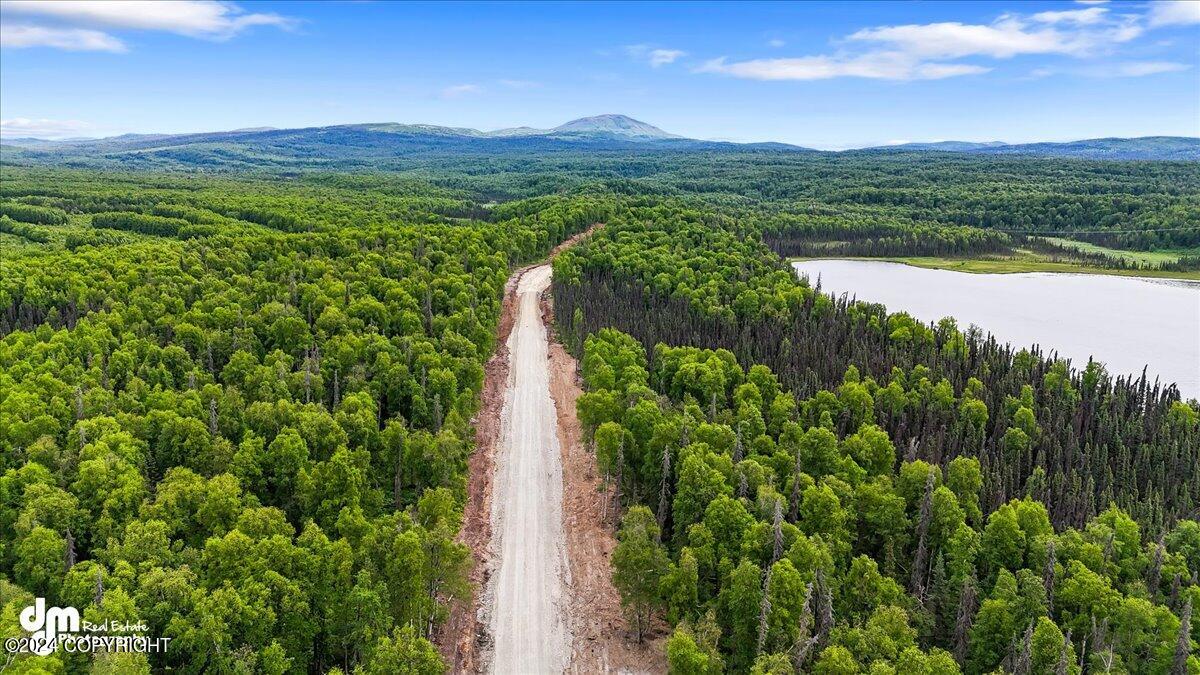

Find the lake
[[792, 260, 1200, 400]]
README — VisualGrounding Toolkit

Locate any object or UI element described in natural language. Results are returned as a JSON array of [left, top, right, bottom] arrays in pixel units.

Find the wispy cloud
[[1030, 60, 1190, 78], [699, 53, 989, 81], [0, 117, 95, 138], [0, 0, 297, 51], [767, 38, 786, 48], [440, 83, 482, 98], [1083, 60, 1190, 77], [1109, 60, 1190, 76], [624, 44, 686, 67], [699, 4, 1183, 83], [1147, 0, 1200, 27], [648, 48, 685, 67], [848, 13, 1142, 60], [0, 24, 126, 51], [1031, 7, 1110, 25]]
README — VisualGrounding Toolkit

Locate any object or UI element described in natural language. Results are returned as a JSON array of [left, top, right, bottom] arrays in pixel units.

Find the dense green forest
[[0, 151, 1197, 674], [579, 327, 1199, 674], [548, 202, 1199, 672], [552, 209, 1199, 533], [0, 168, 607, 672]]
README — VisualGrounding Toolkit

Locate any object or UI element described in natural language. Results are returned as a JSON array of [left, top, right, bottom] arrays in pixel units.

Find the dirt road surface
[[485, 264, 572, 673], [439, 224, 663, 673]]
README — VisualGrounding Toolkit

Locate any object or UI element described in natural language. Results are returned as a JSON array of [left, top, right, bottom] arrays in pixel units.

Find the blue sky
[[1, 0, 1198, 149]]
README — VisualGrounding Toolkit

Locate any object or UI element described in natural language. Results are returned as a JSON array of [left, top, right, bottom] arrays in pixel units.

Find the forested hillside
[[7, 145, 1199, 252], [0, 152, 1197, 674]]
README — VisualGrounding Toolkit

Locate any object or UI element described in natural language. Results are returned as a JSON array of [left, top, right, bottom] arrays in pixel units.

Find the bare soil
[[437, 268, 524, 674], [542, 293, 669, 674]]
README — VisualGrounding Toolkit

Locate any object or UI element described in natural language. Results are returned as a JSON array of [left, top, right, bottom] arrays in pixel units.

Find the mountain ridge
[[867, 136, 1199, 160], [2, 116, 1196, 164]]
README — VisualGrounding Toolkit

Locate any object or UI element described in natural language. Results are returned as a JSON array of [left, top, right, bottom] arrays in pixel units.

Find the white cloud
[[0, 117, 95, 138], [648, 48, 685, 67], [1146, 0, 1200, 27], [1105, 60, 1190, 76], [624, 44, 686, 67], [1028, 60, 1190, 78], [848, 14, 1141, 60], [696, 5, 1176, 84], [440, 84, 481, 98], [0, 1, 296, 51], [698, 53, 990, 81], [914, 62, 994, 79], [1031, 7, 1109, 25], [1120, 60, 1187, 75], [0, 23, 126, 51], [0, 1, 298, 38], [767, 38, 786, 48]]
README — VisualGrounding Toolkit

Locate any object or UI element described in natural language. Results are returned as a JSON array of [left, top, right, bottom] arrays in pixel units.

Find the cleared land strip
[[440, 224, 663, 673], [485, 264, 572, 673]]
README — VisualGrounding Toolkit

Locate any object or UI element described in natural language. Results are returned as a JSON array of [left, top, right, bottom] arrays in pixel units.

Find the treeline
[[0, 200, 69, 225], [91, 210, 191, 237], [1022, 237, 1200, 274], [0, 170, 606, 673], [424, 150, 1200, 251], [553, 207, 1200, 538], [0, 215, 52, 243], [0, 168, 476, 234], [822, 183, 1200, 250], [751, 203, 1199, 272], [581, 328, 1200, 674], [761, 212, 1012, 259], [220, 206, 309, 233]]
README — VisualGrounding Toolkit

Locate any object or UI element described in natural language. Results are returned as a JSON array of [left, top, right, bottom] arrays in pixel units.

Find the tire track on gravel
[[484, 264, 571, 674]]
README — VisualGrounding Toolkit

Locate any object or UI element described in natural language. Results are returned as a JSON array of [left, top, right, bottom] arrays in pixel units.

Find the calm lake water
[[792, 260, 1200, 400]]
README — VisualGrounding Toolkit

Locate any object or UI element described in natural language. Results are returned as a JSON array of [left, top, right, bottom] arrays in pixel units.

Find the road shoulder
[[542, 292, 668, 674]]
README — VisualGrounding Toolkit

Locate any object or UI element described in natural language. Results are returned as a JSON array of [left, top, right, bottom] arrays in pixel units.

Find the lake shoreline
[[788, 255, 1200, 282], [792, 259, 1200, 400]]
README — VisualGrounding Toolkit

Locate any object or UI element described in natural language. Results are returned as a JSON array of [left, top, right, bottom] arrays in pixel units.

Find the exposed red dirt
[[542, 292, 668, 674], [549, 222, 604, 257], [437, 267, 524, 673]]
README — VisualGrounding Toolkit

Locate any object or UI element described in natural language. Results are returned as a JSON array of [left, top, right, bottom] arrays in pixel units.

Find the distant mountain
[[977, 136, 1200, 160], [549, 114, 679, 139], [871, 136, 1199, 160], [0, 115, 818, 171], [347, 114, 679, 140], [2, 117, 1194, 171]]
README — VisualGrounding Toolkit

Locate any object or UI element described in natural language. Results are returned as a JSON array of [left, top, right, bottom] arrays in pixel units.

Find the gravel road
[[485, 264, 571, 674]]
